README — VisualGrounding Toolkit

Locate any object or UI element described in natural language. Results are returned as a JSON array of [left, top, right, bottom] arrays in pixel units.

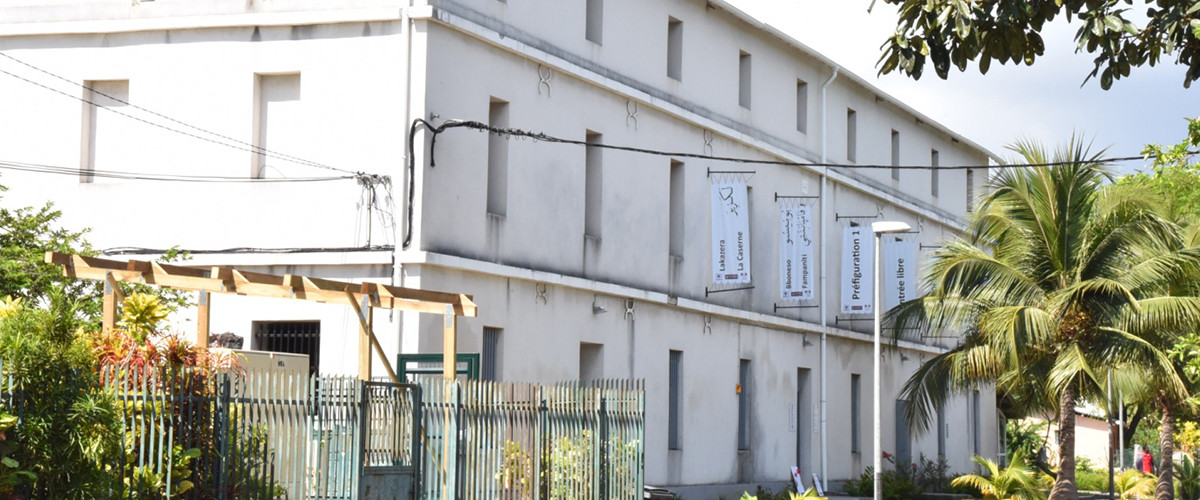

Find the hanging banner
[[882, 235, 918, 313], [840, 225, 873, 314], [779, 204, 814, 301], [711, 175, 751, 284]]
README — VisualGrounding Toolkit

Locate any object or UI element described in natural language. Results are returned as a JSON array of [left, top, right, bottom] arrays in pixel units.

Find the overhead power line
[[104, 245, 394, 255], [0, 159, 355, 183], [413, 118, 1173, 171], [0, 52, 357, 176]]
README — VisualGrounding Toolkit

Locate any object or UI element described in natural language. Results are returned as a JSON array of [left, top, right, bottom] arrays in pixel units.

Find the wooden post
[[346, 290, 400, 383], [196, 290, 210, 347], [102, 271, 124, 331], [443, 304, 457, 380], [354, 294, 373, 381]]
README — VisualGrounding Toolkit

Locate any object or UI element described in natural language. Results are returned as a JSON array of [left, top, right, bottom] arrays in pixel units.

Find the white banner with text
[[882, 234, 918, 313], [779, 203, 815, 301], [711, 175, 751, 285], [840, 225, 873, 314]]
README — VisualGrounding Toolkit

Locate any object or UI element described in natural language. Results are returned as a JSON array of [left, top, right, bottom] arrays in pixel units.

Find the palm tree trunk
[[1050, 383, 1079, 500], [1158, 393, 1176, 500]]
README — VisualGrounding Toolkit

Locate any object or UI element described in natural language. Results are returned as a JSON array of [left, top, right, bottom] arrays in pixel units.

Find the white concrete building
[[0, 0, 1001, 493]]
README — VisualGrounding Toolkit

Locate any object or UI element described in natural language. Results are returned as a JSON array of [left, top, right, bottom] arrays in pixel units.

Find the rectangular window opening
[[586, 0, 603, 44], [669, 350, 683, 450], [253, 321, 320, 376], [851, 373, 861, 453], [585, 131, 603, 238], [482, 327, 501, 381], [667, 18, 683, 81], [847, 109, 857, 163], [972, 390, 982, 455], [936, 403, 946, 460], [253, 73, 302, 179], [738, 359, 752, 450], [891, 130, 901, 180], [81, 79, 131, 184], [796, 80, 809, 133], [738, 51, 752, 109], [966, 169, 976, 212], [487, 98, 510, 216], [669, 160, 685, 258], [931, 149, 940, 197], [580, 342, 603, 381]]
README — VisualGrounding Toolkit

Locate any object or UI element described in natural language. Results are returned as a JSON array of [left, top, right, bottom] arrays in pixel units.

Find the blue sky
[[726, 0, 1200, 175]]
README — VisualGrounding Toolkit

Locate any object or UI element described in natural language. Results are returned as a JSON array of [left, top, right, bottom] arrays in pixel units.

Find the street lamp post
[[872, 221, 911, 500]]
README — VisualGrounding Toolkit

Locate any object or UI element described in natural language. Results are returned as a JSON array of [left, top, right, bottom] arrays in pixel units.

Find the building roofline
[[704, 0, 1003, 164]]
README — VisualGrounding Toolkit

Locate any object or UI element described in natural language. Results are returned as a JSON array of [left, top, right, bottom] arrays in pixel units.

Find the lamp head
[[871, 221, 911, 234]]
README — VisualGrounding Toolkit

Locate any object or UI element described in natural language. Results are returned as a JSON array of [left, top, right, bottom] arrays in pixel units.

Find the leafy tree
[[887, 137, 1200, 500], [876, 0, 1200, 88], [0, 184, 96, 308]]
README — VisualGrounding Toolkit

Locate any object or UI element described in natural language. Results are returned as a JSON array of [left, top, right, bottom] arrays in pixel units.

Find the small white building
[[0, 0, 1001, 492]]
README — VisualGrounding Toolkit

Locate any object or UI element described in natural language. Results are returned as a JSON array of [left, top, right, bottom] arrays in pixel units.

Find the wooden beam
[[197, 290, 210, 347], [443, 304, 457, 380], [44, 251, 479, 319]]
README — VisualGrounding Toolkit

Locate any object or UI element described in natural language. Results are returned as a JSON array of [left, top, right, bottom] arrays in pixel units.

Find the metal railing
[[0, 361, 643, 500], [423, 379, 646, 500]]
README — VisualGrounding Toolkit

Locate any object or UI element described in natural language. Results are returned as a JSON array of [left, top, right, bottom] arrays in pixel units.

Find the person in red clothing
[[1143, 446, 1154, 475]]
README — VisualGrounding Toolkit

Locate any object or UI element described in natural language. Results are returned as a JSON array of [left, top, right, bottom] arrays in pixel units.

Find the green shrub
[[1075, 469, 1108, 492], [0, 293, 121, 499]]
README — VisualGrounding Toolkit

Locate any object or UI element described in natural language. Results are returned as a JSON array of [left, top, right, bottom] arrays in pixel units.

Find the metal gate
[[360, 382, 422, 500]]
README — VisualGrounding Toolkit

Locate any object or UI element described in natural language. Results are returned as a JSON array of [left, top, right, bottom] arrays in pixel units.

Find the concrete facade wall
[[0, 0, 1001, 491]]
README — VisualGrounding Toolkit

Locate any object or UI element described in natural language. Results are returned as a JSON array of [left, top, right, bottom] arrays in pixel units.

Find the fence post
[[538, 398, 549, 500], [599, 396, 608, 500], [216, 374, 232, 500], [442, 381, 458, 500]]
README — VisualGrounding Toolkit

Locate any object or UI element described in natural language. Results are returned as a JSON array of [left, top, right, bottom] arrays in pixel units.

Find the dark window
[[851, 373, 861, 453], [669, 350, 682, 450], [254, 321, 320, 375], [482, 327, 501, 381], [967, 169, 976, 212], [972, 390, 982, 455], [738, 359, 751, 450], [936, 403, 946, 459]]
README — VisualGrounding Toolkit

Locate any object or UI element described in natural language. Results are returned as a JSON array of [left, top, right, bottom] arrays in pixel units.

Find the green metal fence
[[423, 379, 646, 500], [100, 366, 368, 500], [0, 361, 643, 500]]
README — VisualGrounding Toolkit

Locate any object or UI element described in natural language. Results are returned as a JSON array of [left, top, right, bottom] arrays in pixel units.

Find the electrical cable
[[415, 118, 1180, 171], [0, 52, 357, 176], [0, 158, 355, 183], [103, 245, 395, 255], [403, 117, 1179, 249]]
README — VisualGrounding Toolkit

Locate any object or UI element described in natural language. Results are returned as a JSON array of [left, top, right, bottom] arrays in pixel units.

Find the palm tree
[[951, 451, 1047, 500], [1113, 468, 1155, 500], [887, 137, 1200, 500]]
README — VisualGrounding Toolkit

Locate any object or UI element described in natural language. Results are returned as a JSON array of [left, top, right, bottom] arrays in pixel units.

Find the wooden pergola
[[45, 251, 477, 381]]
